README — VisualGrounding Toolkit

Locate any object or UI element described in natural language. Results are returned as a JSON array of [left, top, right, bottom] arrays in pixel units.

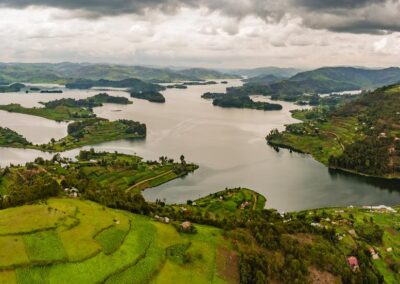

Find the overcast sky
[[0, 0, 399, 68]]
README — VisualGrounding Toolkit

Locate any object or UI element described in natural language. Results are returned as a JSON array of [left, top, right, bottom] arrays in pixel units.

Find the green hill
[[226, 67, 302, 78], [175, 68, 239, 80], [0, 63, 238, 84], [267, 84, 400, 178], [0, 198, 235, 283], [245, 67, 400, 101]]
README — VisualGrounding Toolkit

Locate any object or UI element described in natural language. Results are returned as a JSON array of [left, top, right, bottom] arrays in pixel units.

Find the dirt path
[[125, 170, 173, 192], [326, 131, 345, 150]]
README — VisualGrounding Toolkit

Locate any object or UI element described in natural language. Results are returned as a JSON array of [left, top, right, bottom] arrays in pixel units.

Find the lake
[[1, 80, 400, 211]]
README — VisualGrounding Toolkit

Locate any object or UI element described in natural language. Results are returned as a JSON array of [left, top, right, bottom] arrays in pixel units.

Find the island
[[40, 90, 63, 94], [202, 91, 282, 111], [0, 94, 145, 152], [166, 84, 188, 89], [267, 84, 400, 179], [0, 93, 131, 122], [130, 91, 165, 103]]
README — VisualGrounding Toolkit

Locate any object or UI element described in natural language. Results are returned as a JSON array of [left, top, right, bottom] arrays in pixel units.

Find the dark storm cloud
[[296, 0, 384, 10], [0, 0, 399, 34]]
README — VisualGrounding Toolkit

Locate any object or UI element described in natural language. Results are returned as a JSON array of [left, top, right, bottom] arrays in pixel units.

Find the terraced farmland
[[0, 198, 238, 283]]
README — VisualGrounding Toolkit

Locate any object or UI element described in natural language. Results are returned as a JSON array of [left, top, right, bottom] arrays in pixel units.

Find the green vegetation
[[0, 63, 239, 83], [40, 118, 146, 152], [0, 127, 30, 148], [130, 91, 166, 103], [180, 188, 266, 221], [0, 103, 95, 121], [0, 150, 198, 208], [267, 84, 400, 178], [202, 91, 282, 111], [1, 179, 399, 283], [0, 94, 143, 151]]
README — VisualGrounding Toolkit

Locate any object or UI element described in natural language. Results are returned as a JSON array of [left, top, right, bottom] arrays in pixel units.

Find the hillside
[[175, 68, 239, 80], [267, 84, 400, 178], [226, 67, 302, 78], [0, 147, 397, 283], [0, 179, 399, 283], [245, 67, 400, 102], [0, 63, 238, 84], [0, 198, 236, 283], [243, 74, 285, 85]]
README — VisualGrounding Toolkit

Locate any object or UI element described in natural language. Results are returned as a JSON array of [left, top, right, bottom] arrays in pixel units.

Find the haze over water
[[1, 80, 400, 211]]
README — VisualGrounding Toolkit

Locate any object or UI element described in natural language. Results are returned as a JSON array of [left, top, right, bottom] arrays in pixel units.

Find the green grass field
[[0, 198, 237, 284]]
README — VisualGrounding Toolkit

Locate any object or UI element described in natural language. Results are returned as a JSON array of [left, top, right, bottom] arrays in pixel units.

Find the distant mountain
[[176, 68, 239, 80], [247, 67, 400, 101], [65, 78, 164, 92], [0, 63, 238, 84], [227, 67, 302, 78], [0, 63, 65, 84], [243, 74, 285, 85]]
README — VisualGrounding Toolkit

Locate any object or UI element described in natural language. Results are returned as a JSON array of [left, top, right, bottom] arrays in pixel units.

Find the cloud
[[0, 0, 399, 34]]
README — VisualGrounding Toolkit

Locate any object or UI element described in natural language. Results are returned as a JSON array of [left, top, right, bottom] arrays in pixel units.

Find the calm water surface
[[0, 80, 399, 211]]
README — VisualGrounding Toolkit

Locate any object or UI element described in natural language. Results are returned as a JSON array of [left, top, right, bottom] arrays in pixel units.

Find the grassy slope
[[0, 198, 236, 284]]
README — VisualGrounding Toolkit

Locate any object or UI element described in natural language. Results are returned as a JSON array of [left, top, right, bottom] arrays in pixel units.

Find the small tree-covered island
[[202, 87, 282, 111], [267, 84, 400, 179]]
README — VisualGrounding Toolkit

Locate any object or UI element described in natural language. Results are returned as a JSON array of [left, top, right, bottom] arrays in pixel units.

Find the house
[[240, 201, 250, 209], [369, 248, 379, 260], [180, 221, 192, 231], [347, 256, 359, 272], [363, 205, 397, 213]]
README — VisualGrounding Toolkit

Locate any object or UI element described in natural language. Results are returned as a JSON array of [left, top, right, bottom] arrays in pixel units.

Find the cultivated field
[[0, 198, 238, 283]]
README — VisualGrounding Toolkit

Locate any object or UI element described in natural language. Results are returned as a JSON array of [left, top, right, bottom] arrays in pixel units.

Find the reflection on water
[[0, 80, 399, 211]]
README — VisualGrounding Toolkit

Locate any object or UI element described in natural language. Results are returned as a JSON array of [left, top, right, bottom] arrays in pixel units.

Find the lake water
[[0, 80, 400, 211]]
